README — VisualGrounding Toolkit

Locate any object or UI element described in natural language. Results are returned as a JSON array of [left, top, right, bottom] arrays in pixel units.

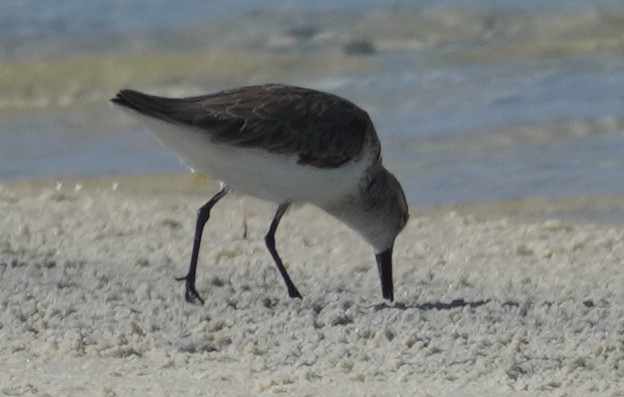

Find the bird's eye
[[401, 212, 409, 227]]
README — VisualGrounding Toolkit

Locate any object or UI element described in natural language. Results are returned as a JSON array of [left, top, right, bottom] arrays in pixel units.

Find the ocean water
[[1, 0, 624, 205]]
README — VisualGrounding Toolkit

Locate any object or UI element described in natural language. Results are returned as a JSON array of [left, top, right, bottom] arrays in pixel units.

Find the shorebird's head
[[362, 168, 408, 302], [360, 169, 409, 252], [324, 167, 408, 301]]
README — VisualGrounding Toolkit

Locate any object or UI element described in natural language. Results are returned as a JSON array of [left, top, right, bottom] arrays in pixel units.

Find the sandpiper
[[112, 84, 408, 304]]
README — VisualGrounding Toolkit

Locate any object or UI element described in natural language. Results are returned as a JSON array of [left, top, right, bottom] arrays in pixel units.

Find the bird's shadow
[[372, 298, 600, 312], [373, 298, 491, 312]]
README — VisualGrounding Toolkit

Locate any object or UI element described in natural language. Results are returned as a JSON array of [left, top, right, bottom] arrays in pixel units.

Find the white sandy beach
[[1, 175, 623, 396]]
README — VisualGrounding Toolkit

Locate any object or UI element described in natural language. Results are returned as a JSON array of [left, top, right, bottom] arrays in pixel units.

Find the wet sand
[[1, 175, 624, 396]]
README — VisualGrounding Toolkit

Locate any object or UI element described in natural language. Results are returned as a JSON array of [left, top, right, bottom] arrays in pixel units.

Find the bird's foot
[[175, 275, 205, 305]]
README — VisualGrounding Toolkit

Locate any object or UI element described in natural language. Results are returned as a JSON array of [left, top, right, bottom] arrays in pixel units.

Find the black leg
[[176, 184, 229, 304], [265, 203, 302, 299]]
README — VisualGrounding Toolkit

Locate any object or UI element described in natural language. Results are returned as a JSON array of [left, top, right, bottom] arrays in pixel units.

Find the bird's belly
[[199, 143, 368, 204], [140, 117, 370, 204]]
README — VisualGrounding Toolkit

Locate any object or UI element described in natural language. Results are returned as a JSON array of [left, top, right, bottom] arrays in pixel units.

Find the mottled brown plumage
[[112, 84, 377, 168]]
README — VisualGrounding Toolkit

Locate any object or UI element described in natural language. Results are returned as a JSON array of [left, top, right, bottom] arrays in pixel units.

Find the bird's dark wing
[[111, 84, 376, 168]]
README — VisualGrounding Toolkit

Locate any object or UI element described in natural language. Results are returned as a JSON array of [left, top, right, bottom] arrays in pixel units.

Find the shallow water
[[1, 1, 624, 205]]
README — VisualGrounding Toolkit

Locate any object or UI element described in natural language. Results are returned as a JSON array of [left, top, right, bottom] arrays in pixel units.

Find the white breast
[[129, 113, 372, 205]]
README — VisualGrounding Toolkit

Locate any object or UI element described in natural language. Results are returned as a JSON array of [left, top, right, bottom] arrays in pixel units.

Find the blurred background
[[1, 0, 623, 212]]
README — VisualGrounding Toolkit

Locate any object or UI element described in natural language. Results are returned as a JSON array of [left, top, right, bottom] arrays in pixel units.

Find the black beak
[[375, 247, 394, 302]]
